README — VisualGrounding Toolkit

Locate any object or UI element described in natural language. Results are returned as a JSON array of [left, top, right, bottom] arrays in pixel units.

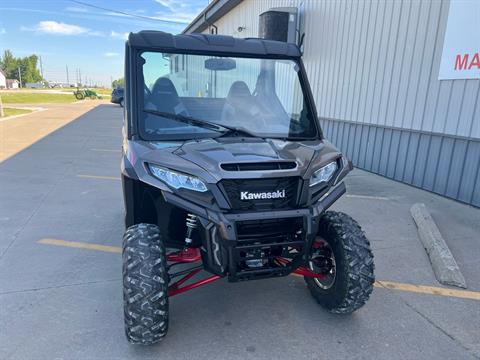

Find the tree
[[112, 77, 124, 88], [20, 55, 43, 83], [0, 50, 17, 79], [0, 50, 43, 86]]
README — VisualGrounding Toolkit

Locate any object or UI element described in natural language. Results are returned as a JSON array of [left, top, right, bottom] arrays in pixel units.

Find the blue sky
[[0, 0, 207, 87]]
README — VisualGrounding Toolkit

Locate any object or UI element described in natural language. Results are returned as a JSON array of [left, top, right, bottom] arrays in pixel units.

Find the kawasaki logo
[[240, 190, 286, 201]]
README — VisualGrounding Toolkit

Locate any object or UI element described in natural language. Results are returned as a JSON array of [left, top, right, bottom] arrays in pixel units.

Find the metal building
[[184, 0, 480, 207]]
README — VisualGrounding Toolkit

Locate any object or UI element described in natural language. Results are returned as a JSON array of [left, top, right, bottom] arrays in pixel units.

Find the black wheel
[[123, 223, 169, 344], [120, 98, 124, 107], [304, 211, 374, 313], [75, 92, 84, 100]]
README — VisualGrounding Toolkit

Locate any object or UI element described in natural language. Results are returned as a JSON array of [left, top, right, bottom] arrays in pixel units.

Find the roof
[[183, 0, 242, 34], [0, 69, 5, 77], [128, 31, 301, 58]]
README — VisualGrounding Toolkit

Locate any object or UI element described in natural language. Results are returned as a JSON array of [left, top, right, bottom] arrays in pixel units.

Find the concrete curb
[[0, 107, 46, 122], [410, 203, 467, 289]]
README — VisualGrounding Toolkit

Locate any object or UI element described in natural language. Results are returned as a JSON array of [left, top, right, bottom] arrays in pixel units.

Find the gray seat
[[221, 81, 255, 124], [147, 77, 188, 115]]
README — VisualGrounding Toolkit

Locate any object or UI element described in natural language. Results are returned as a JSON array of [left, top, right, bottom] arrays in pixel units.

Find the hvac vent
[[259, 7, 298, 43]]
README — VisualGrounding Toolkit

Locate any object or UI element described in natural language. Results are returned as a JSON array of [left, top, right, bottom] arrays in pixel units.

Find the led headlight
[[149, 164, 208, 192], [310, 161, 338, 187]]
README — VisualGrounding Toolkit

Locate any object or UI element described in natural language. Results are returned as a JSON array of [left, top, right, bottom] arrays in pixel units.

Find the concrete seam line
[[345, 194, 391, 200], [76, 174, 120, 181], [410, 203, 467, 289], [90, 148, 120, 152]]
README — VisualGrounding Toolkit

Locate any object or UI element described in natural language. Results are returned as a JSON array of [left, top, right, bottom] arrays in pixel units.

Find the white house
[[6, 79, 19, 89], [0, 69, 6, 89]]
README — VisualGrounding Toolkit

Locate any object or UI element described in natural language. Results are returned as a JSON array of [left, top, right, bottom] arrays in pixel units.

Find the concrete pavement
[[0, 101, 102, 162], [0, 103, 478, 359]]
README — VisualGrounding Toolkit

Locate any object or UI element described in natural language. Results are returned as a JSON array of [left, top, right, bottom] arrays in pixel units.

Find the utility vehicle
[[111, 87, 124, 107], [121, 31, 375, 345], [73, 88, 102, 100]]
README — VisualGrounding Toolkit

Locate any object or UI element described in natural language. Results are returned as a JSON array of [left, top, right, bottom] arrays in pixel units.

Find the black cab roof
[[127, 31, 301, 58]]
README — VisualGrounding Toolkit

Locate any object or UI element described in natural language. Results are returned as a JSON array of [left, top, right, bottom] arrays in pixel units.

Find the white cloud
[[104, 52, 119, 57], [153, 0, 203, 23], [0, 28, 6, 35], [88, 30, 106, 37], [65, 6, 88, 13], [155, 0, 189, 11], [23, 21, 88, 35], [110, 30, 129, 40], [21, 21, 106, 37]]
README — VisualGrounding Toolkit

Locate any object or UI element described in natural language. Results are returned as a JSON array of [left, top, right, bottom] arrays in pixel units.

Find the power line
[[69, 0, 189, 25]]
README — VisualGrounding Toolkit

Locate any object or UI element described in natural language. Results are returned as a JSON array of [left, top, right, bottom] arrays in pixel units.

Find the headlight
[[149, 164, 208, 192], [310, 161, 338, 187]]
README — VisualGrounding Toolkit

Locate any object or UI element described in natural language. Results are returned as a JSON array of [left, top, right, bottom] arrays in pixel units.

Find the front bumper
[[163, 182, 346, 281]]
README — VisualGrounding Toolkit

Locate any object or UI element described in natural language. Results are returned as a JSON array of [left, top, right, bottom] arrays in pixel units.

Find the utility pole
[[79, 69, 82, 86], [66, 65, 69, 86], [39, 56, 44, 79], [18, 66, 22, 88]]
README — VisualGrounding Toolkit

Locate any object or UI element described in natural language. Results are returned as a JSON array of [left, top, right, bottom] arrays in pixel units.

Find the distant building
[[6, 79, 19, 89], [0, 69, 6, 89], [25, 82, 44, 89]]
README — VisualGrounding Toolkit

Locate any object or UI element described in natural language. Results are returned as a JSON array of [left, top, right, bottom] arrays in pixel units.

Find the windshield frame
[[131, 48, 323, 142]]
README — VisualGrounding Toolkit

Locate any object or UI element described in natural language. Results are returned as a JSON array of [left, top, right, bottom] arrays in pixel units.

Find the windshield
[[139, 52, 318, 140]]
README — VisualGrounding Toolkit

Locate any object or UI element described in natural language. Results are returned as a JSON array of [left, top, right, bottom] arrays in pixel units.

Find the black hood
[[171, 137, 323, 181]]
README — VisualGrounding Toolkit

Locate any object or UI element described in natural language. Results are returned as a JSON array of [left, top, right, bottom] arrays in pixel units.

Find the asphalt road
[[0, 104, 479, 359]]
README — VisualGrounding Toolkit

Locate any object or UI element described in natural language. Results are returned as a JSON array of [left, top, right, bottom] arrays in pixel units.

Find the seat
[[221, 81, 256, 124], [147, 77, 187, 115]]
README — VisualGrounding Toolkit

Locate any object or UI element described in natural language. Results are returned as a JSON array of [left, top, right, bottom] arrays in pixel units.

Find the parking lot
[[0, 103, 479, 360]]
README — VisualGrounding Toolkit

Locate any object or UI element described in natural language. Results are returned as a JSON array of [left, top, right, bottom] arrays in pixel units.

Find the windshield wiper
[[217, 127, 258, 138], [144, 109, 226, 131], [143, 109, 258, 138]]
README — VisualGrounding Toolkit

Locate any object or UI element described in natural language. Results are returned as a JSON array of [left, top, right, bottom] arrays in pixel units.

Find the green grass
[[1, 107, 33, 117], [93, 88, 112, 95], [0, 92, 75, 104]]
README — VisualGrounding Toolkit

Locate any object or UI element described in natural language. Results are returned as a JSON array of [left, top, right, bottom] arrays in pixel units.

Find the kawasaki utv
[[121, 31, 375, 345]]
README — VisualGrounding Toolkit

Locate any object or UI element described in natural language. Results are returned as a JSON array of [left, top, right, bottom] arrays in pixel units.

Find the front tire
[[305, 211, 374, 313], [123, 224, 169, 344]]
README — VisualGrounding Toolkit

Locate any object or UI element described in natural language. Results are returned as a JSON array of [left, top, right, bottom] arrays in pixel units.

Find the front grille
[[219, 177, 302, 211], [236, 218, 303, 244], [230, 218, 305, 281]]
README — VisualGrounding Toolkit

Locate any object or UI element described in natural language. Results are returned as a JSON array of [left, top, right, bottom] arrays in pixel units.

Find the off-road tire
[[123, 223, 169, 344], [305, 211, 374, 313], [75, 92, 84, 100]]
